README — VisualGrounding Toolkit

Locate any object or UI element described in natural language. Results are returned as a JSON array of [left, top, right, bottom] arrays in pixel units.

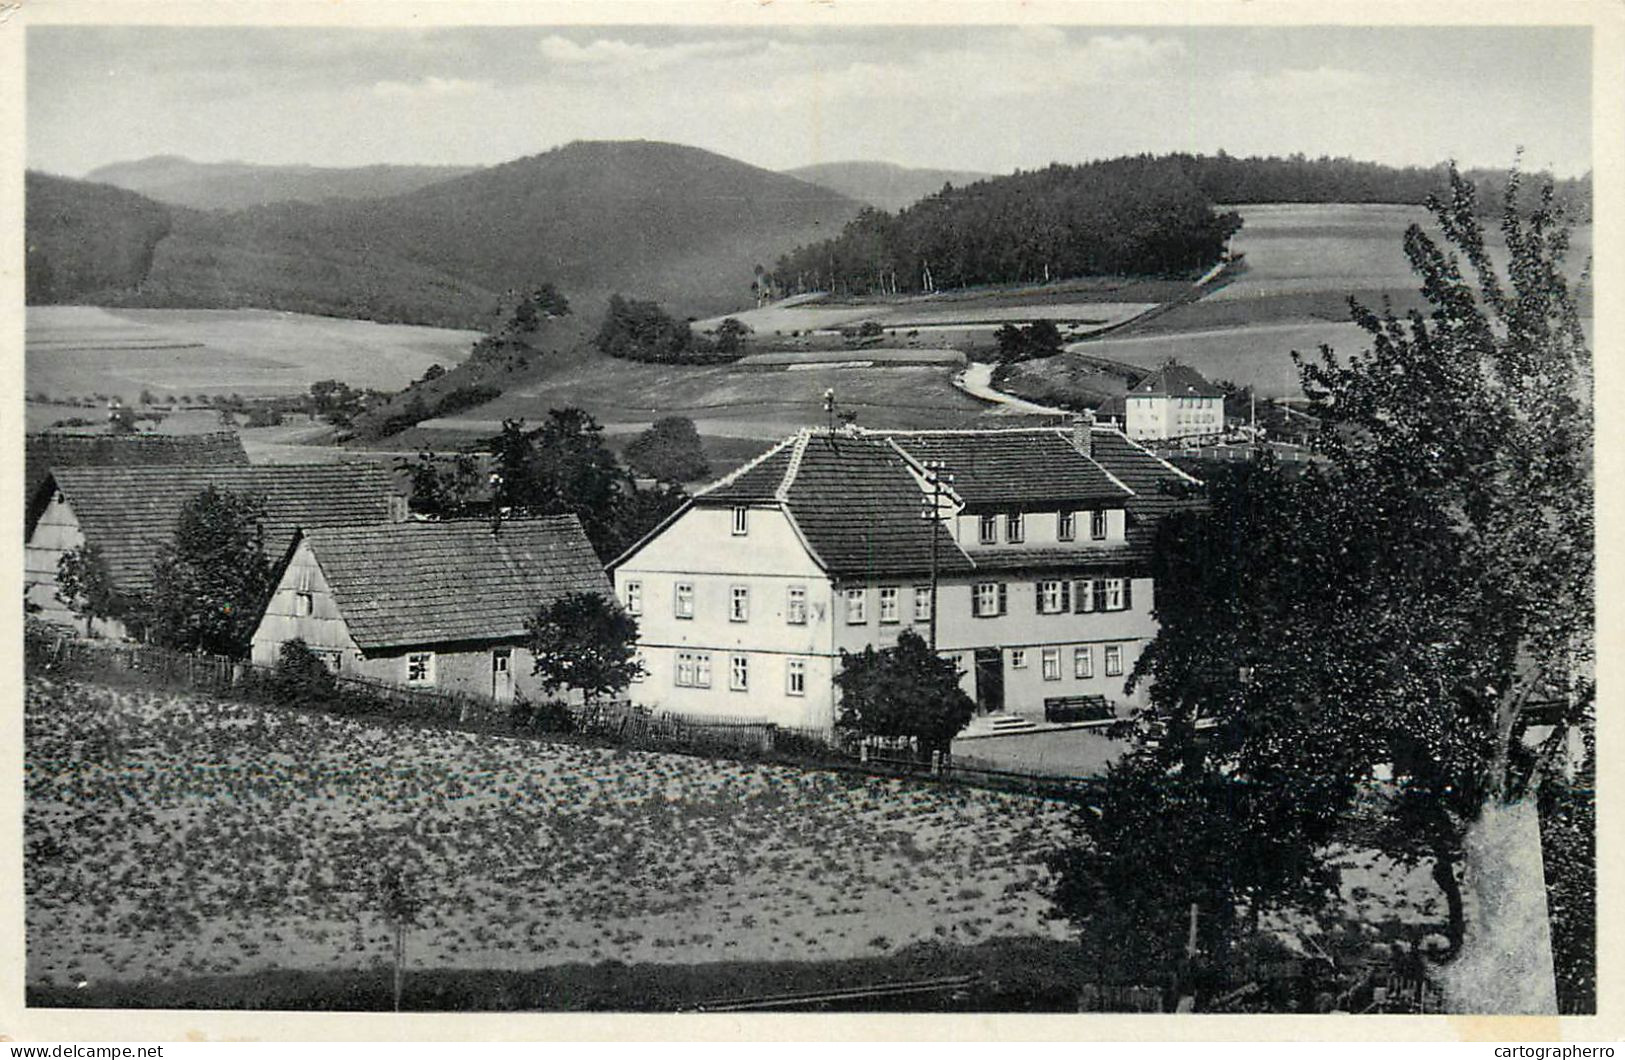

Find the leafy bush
[[272, 638, 338, 706]]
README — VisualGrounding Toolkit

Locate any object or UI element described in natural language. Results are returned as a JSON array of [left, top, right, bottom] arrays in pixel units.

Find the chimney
[[1071, 410, 1096, 458]]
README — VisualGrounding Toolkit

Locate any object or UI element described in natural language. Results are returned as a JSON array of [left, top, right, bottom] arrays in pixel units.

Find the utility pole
[[919, 460, 952, 653]]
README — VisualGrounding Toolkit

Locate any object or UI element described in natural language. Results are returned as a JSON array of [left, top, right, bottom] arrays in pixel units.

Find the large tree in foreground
[[1059, 164, 1591, 1013], [147, 486, 275, 657], [834, 629, 976, 757], [527, 591, 644, 708]]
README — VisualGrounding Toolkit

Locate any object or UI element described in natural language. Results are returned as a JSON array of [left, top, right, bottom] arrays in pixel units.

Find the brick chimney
[[1071, 410, 1096, 458]]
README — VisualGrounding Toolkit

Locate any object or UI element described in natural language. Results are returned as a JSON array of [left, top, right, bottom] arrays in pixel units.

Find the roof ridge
[[1044, 427, 1137, 497], [694, 433, 797, 498], [1104, 424, 1205, 486], [775, 430, 812, 500]]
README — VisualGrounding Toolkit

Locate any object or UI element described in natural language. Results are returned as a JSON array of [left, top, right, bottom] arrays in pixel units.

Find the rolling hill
[[785, 161, 995, 213], [27, 141, 866, 327], [83, 156, 480, 211]]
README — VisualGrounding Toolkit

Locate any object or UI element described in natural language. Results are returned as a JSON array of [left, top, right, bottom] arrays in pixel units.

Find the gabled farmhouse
[[25, 463, 401, 637], [249, 516, 610, 701], [607, 420, 1200, 732], [24, 429, 249, 503], [1125, 362, 1226, 441]]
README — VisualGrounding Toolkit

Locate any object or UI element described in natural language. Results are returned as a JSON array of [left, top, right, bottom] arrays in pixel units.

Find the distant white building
[[1125, 363, 1226, 442]]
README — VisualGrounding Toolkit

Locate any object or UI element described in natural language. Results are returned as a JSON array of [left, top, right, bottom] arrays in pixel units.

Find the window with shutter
[[1076, 579, 1096, 612], [1123, 579, 1134, 610], [997, 582, 1008, 615]]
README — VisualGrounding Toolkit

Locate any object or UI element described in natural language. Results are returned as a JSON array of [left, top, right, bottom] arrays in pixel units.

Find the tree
[[56, 543, 126, 636], [147, 486, 275, 657], [526, 591, 643, 706], [1095, 164, 1590, 1012], [993, 320, 1065, 364], [399, 450, 484, 518], [108, 403, 137, 435], [622, 416, 711, 484], [712, 317, 753, 355], [488, 411, 634, 557], [833, 628, 975, 757]]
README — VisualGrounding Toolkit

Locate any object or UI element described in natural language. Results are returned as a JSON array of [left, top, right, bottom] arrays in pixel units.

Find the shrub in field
[[622, 417, 711, 484], [273, 638, 339, 706]]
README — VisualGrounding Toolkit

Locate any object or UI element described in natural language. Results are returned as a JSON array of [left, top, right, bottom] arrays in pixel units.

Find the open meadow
[[26, 306, 481, 403], [25, 679, 1076, 990]]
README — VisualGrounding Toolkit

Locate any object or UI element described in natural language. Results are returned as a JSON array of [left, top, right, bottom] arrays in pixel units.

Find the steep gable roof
[[301, 515, 610, 650], [1129, 363, 1225, 399], [886, 429, 1131, 508], [25, 430, 249, 508], [44, 463, 396, 595]]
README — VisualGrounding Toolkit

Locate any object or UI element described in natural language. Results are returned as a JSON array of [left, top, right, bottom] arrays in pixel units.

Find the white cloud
[[371, 76, 490, 99], [537, 34, 759, 72]]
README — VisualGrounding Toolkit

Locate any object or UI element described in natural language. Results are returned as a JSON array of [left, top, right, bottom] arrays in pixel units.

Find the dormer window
[[1058, 511, 1076, 541], [731, 506, 748, 536], [1006, 512, 1024, 544], [1091, 510, 1109, 540], [978, 514, 997, 545]]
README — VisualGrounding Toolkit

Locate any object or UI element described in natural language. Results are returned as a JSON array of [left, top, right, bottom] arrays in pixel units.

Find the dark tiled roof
[[1088, 430, 1205, 561], [782, 433, 973, 579], [1130, 363, 1225, 399], [963, 544, 1144, 574], [304, 516, 611, 650], [25, 430, 248, 506], [888, 429, 1131, 509], [47, 464, 397, 595], [696, 437, 797, 504]]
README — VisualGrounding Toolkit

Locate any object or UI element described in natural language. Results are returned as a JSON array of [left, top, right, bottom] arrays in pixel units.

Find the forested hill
[[26, 141, 863, 326], [770, 156, 1244, 298], [84, 156, 481, 211], [1167, 153, 1592, 215]]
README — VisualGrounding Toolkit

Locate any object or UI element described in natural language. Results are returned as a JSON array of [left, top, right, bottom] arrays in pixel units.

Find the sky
[[26, 24, 1593, 179]]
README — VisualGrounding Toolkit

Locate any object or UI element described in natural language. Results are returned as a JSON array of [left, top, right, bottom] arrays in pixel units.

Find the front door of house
[[974, 648, 1004, 714], [491, 648, 514, 703]]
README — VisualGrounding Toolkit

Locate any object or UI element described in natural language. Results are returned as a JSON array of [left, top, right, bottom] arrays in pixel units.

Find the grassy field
[[26, 306, 481, 403], [25, 679, 1075, 989]]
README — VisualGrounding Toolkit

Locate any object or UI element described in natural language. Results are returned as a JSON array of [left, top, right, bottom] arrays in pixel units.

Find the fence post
[[930, 750, 942, 775]]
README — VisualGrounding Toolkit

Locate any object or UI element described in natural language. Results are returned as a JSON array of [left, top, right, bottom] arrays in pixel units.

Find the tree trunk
[[1438, 798, 1558, 1013], [1431, 850, 1465, 958]]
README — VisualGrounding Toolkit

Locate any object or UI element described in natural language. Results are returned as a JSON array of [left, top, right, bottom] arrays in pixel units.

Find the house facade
[[1124, 363, 1227, 442], [24, 463, 401, 638], [609, 421, 1199, 733], [250, 515, 610, 703]]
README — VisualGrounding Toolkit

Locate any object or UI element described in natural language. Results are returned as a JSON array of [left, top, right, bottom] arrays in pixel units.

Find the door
[[974, 648, 1004, 714], [491, 648, 514, 703]]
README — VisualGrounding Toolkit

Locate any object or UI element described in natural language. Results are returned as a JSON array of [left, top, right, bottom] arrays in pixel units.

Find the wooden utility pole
[[919, 461, 952, 653]]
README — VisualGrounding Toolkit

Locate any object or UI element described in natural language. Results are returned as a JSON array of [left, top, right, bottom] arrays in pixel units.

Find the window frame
[[1010, 649, 1028, 670], [1091, 510, 1109, 540], [674, 581, 695, 619], [1041, 647, 1061, 681], [845, 587, 868, 625], [913, 585, 932, 623], [786, 584, 808, 625], [1038, 579, 1065, 614], [730, 653, 749, 692], [1104, 644, 1124, 677], [624, 580, 642, 616], [405, 651, 436, 687], [730, 584, 750, 623], [1103, 578, 1125, 611], [731, 506, 748, 536], [978, 513, 998, 544], [786, 658, 806, 696], [1006, 511, 1025, 544], [1074, 646, 1094, 679], [974, 582, 1000, 618], [878, 586, 900, 624], [1058, 511, 1076, 541], [294, 590, 315, 617]]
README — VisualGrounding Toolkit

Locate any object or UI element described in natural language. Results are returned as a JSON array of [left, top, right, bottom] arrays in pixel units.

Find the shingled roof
[[301, 516, 610, 651], [25, 430, 249, 504], [1129, 363, 1225, 399], [886, 429, 1132, 508], [41, 464, 397, 596]]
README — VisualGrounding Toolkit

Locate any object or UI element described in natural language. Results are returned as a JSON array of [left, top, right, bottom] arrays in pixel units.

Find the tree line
[[769, 156, 1245, 298]]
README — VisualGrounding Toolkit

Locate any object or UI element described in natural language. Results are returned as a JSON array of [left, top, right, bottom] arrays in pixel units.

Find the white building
[[608, 421, 1200, 733], [1125, 363, 1227, 442]]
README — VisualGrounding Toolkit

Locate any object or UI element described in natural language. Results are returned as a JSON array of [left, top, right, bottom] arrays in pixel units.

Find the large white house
[[1125, 362, 1227, 442], [608, 420, 1200, 733]]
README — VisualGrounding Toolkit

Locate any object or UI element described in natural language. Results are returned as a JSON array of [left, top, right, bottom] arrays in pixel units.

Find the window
[[1058, 511, 1076, 541], [1091, 510, 1109, 540], [845, 587, 867, 624], [1006, 512, 1024, 543], [731, 506, 748, 536], [624, 581, 642, 616], [313, 648, 342, 673], [676, 651, 713, 688], [786, 585, 808, 625], [730, 654, 749, 692], [1037, 579, 1068, 614], [406, 651, 435, 686], [294, 591, 314, 617], [1074, 646, 1094, 679], [1041, 648, 1060, 681], [973, 582, 1005, 618], [1105, 644, 1124, 676], [1076, 579, 1096, 612], [730, 585, 750, 623], [787, 658, 806, 696], [878, 586, 900, 624], [1011, 649, 1028, 669], [913, 585, 932, 623], [979, 514, 997, 544], [674, 581, 694, 619], [492, 648, 511, 675], [1103, 578, 1125, 611]]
